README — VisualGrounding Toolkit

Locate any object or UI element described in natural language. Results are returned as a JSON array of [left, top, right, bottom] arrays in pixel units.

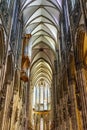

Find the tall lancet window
[[71, 0, 76, 9], [7, 0, 10, 7], [33, 80, 51, 111]]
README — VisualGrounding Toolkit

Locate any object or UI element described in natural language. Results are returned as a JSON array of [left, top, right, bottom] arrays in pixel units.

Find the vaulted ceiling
[[20, 0, 62, 87]]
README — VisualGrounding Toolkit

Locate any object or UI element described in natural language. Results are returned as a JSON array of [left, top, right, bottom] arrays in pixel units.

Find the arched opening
[[75, 25, 87, 83], [5, 53, 14, 84], [83, 32, 87, 93], [75, 26, 85, 64], [0, 25, 5, 68], [75, 26, 87, 129]]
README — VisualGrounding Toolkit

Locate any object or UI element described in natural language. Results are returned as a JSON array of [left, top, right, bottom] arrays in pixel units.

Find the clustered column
[[76, 65, 87, 130]]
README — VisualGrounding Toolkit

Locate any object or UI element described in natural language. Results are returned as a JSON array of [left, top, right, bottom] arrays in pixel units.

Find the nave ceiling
[[20, 0, 62, 87]]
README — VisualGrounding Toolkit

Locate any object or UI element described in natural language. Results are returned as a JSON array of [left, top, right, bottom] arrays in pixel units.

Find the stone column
[[0, 85, 6, 129], [64, 94, 71, 130], [0, 63, 7, 91], [46, 121, 49, 130], [69, 81, 79, 130], [76, 68, 87, 130], [56, 104, 60, 130], [0, 67, 3, 89], [44, 120, 46, 130], [2, 82, 13, 130], [52, 71, 58, 130], [35, 117, 38, 130], [39, 86, 40, 110], [37, 120, 40, 130], [10, 92, 19, 130], [60, 98, 64, 130], [24, 83, 29, 130]]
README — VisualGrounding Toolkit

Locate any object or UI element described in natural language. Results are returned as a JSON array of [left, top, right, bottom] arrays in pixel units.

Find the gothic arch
[[5, 53, 14, 84], [0, 25, 5, 68], [75, 25, 87, 67]]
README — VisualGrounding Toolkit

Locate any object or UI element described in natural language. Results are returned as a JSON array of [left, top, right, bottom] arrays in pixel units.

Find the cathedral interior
[[0, 0, 87, 130]]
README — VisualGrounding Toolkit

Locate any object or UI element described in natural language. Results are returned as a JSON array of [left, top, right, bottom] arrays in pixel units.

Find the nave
[[0, 0, 87, 130]]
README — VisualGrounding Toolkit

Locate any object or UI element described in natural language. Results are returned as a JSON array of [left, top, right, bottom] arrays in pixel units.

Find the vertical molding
[[69, 81, 80, 130], [76, 68, 87, 130]]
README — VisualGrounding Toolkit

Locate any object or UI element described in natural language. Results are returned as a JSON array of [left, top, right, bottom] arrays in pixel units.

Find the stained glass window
[[33, 81, 51, 111]]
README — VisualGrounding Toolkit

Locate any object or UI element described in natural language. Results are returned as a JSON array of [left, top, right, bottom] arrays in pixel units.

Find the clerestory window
[[33, 80, 51, 111]]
